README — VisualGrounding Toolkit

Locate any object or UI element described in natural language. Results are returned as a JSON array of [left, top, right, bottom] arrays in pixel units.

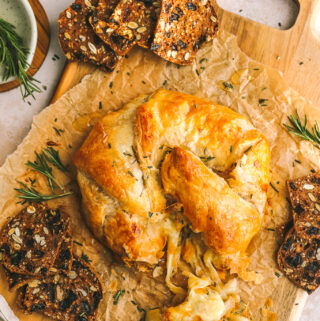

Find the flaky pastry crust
[[73, 89, 270, 265]]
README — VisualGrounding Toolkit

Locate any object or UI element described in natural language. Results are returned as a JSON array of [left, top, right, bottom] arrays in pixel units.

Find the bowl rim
[[0, 0, 38, 84]]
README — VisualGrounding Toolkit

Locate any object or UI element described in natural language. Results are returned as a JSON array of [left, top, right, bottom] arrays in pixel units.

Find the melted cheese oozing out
[[165, 275, 225, 321]]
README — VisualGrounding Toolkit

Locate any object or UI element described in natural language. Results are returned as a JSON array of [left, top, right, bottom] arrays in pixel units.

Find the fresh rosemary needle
[[25, 151, 63, 192], [44, 147, 69, 173], [15, 182, 72, 202], [0, 18, 41, 100], [284, 110, 320, 149]]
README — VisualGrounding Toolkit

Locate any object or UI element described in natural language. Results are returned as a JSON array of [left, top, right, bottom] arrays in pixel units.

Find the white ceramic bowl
[[0, 0, 38, 84]]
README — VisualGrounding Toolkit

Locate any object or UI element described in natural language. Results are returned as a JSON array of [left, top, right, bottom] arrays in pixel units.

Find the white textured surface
[[0, 1, 319, 320]]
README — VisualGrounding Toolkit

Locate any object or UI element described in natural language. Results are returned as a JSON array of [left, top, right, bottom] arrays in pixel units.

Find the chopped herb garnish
[[199, 58, 207, 64], [200, 156, 215, 162], [131, 300, 137, 305], [250, 194, 253, 199], [162, 80, 167, 86], [128, 171, 135, 177], [159, 145, 164, 150], [230, 145, 233, 153], [137, 306, 145, 313], [200, 66, 205, 70], [123, 247, 130, 258], [196, 69, 200, 76], [131, 145, 140, 164], [142, 80, 146, 84], [253, 68, 260, 71], [113, 289, 125, 305], [108, 143, 112, 149], [73, 240, 83, 246], [81, 252, 91, 263], [148, 212, 153, 218], [125, 54, 129, 58], [284, 110, 320, 149], [267, 228, 275, 231], [204, 147, 207, 155], [109, 81, 113, 88], [99, 101, 103, 109], [244, 146, 252, 154], [123, 152, 132, 157], [194, 104, 198, 109], [147, 166, 152, 169], [294, 159, 301, 164], [127, 72, 130, 76], [275, 271, 281, 277], [222, 82, 233, 90], [299, 61, 304, 65], [262, 87, 267, 91], [270, 182, 279, 193], [53, 127, 62, 136], [258, 98, 268, 106]]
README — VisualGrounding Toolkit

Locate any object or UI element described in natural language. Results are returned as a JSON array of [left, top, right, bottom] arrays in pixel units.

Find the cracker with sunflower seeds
[[18, 256, 103, 321], [151, 0, 218, 65], [287, 172, 320, 239], [2, 233, 73, 291], [0, 204, 70, 276], [105, 0, 159, 48], [58, 0, 120, 71], [89, 0, 136, 56], [277, 227, 320, 293]]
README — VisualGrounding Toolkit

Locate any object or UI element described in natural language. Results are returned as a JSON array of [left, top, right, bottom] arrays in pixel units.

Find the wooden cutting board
[[50, 1, 320, 320]]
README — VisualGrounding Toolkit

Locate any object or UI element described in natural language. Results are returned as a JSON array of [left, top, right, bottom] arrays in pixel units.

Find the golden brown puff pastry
[[73, 89, 270, 264]]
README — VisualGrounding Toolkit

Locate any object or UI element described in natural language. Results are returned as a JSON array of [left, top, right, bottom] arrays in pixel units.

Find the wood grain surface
[[0, 0, 50, 93], [50, 1, 320, 320]]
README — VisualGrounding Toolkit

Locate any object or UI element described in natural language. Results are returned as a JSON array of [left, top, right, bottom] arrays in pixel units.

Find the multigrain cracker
[[58, 0, 120, 71], [0, 204, 70, 276], [277, 228, 320, 293], [89, 0, 136, 56], [287, 172, 320, 239], [151, 0, 218, 65], [105, 0, 159, 48], [2, 233, 73, 291], [20, 257, 103, 321]]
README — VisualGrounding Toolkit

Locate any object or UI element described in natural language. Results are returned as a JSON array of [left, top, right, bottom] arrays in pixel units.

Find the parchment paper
[[1, 30, 320, 321]]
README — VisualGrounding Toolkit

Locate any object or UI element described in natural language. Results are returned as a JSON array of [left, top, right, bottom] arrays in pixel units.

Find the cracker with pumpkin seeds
[[2, 233, 73, 291], [105, 0, 159, 48], [58, 0, 121, 71], [151, 0, 218, 65], [287, 172, 320, 239], [277, 227, 320, 293], [20, 256, 103, 321], [89, 0, 137, 56], [0, 204, 70, 276]]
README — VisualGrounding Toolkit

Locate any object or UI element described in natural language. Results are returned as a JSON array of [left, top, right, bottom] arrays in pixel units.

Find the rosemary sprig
[[14, 182, 72, 202], [26, 151, 63, 192], [44, 147, 69, 173], [284, 110, 320, 149], [0, 18, 41, 100]]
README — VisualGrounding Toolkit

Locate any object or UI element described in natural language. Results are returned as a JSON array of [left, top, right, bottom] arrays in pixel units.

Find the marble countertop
[[0, 0, 319, 320]]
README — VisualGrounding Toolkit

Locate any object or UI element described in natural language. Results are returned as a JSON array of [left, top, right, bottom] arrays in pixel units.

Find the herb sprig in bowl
[[0, 18, 41, 100]]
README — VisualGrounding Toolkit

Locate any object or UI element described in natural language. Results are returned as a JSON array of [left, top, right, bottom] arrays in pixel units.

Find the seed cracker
[[151, 0, 218, 65], [89, 0, 137, 56], [277, 227, 320, 293], [287, 172, 320, 239], [0, 204, 70, 276], [19, 256, 103, 321], [58, 0, 121, 71], [105, 0, 159, 49]]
